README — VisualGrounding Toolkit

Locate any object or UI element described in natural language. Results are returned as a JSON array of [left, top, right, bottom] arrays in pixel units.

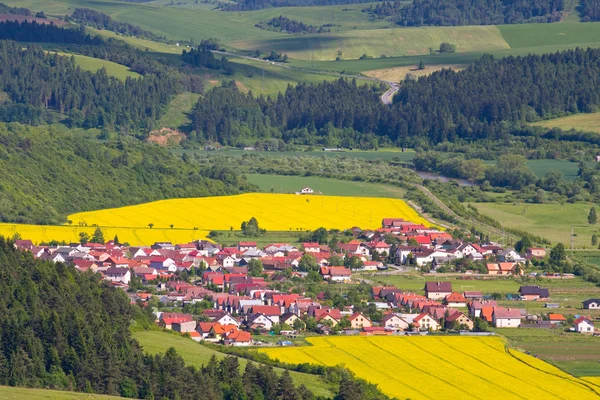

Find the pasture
[[0, 386, 122, 399], [531, 111, 600, 134], [230, 25, 510, 61], [157, 92, 201, 130], [470, 202, 600, 247], [260, 336, 600, 399], [132, 330, 335, 397], [67, 193, 431, 231], [48, 51, 140, 80], [245, 173, 406, 197], [363, 63, 465, 82]]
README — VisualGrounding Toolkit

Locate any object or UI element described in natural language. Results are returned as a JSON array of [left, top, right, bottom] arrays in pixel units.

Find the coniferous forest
[[190, 48, 600, 147], [395, 0, 566, 26]]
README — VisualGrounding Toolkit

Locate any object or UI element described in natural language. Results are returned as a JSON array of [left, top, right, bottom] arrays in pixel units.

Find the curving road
[[381, 82, 399, 105]]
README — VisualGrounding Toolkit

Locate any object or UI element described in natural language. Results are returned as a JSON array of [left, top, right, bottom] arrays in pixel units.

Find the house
[[574, 316, 595, 333], [413, 313, 440, 331], [463, 291, 483, 301], [302, 243, 321, 253], [238, 242, 257, 251], [498, 248, 526, 263], [381, 314, 409, 331], [320, 266, 352, 282], [492, 308, 521, 328], [382, 218, 406, 228], [103, 267, 131, 285], [172, 320, 197, 334], [367, 241, 390, 255], [445, 312, 474, 331], [250, 305, 281, 323], [150, 256, 177, 272], [213, 311, 240, 327], [348, 313, 372, 329], [196, 322, 218, 339], [486, 262, 523, 276], [424, 282, 453, 300], [527, 247, 547, 259], [248, 313, 275, 330], [315, 311, 340, 327], [519, 286, 550, 301], [582, 299, 600, 309], [159, 313, 193, 330], [444, 292, 467, 308], [225, 330, 252, 346], [280, 313, 300, 327], [547, 313, 566, 325]]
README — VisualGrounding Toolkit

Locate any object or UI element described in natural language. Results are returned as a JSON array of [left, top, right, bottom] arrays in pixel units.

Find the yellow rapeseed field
[[260, 336, 600, 400], [67, 193, 430, 232], [0, 223, 210, 246], [0, 194, 429, 245]]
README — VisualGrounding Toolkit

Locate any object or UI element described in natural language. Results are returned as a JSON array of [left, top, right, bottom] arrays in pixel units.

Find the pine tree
[[91, 227, 105, 244], [592, 234, 598, 246], [589, 207, 597, 224]]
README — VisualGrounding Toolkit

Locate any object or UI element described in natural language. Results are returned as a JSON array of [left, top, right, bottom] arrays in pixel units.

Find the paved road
[[381, 82, 399, 105]]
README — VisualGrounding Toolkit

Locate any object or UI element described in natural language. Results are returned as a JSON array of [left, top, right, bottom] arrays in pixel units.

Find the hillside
[[0, 386, 123, 399], [133, 330, 336, 398]]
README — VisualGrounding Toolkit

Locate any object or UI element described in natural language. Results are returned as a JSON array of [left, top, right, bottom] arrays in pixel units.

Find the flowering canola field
[[260, 336, 600, 400], [67, 194, 430, 232], [0, 194, 428, 245]]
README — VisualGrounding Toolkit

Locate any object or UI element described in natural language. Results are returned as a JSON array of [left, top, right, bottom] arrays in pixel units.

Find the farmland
[[531, 111, 600, 134], [132, 330, 336, 398], [0, 223, 210, 247], [260, 336, 600, 399], [67, 193, 431, 232], [245, 173, 406, 197], [470, 202, 600, 247]]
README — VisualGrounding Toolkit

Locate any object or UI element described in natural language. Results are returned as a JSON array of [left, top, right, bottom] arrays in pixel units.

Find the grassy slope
[[230, 25, 510, 60], [132, 330, 336, 398], [470, 202, 600, 247], [530, 111, 600, 134], [246, 173, 406, 197], [157, 92, 201, 129], [0, 386, 122, 399], [177, 148, 415, 160], [49, 51, 140, 80]]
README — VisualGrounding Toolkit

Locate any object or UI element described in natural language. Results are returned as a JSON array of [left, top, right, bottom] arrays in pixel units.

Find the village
[[13, 217, 599, 347]]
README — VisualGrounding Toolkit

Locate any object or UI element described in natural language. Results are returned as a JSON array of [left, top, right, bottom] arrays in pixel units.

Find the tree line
[[67, 8, 168, 43], [395, 0, 566, 26], [0, 2, 31, 15], [579, 0, 600, 21], [255, 15, 331, 34], [182, 46, 234, 74], [220, 0, 375, 11]]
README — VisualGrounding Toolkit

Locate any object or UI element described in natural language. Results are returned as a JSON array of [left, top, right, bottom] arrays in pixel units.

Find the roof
[[302, 242, 320, 248], [446, 311, 468, 322], [583, 299, 600, 305], [251, 305, 281, 316], [239, 242, 257, 246], [574, 316, 594, 325], [493, 308, 521, 319], [445, 292, 467, 303], [348, 312, 371, 322], [424, 282, 452, 293], [519, 286, 550, 297], [548, 313, 566, 321]]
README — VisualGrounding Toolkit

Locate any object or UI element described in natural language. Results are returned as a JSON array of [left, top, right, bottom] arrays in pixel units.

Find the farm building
[[295, 187, 314, 195]]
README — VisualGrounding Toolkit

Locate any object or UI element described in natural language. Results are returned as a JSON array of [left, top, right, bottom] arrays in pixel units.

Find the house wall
[[585, 302, 600, 309], [427, 291, 451, 300], [494, 317, 521, 328], [577, 322, 594, 333]]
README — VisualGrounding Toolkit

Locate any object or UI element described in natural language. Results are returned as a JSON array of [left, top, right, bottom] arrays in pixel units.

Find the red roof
[[302, 242, 320, 248], [445, 292, 467, 303], [548, 313, 566, 321], [413, 236, 431, 245], [251, 305, 281, 316], [239, 242, 257, 246]]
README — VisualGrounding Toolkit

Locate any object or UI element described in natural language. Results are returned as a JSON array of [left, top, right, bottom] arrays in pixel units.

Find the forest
[[579, 0, 600, 21], [395, 0, 565, 26], [68, 8, 168, 43], [255, 16, 330, 34], [0, 123, 253, 224], [0, 2, 31, 15], [220, 0, 375, 11], [182, 46, 234, 73], [190, 48, 600, 148], [0, 40, 178, 132]]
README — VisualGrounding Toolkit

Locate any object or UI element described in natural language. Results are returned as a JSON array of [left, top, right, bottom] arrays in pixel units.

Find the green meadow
[[245, 173, 406, 197], [471, 202, 600, 247], [531, 111, 600, 134], [49, 52, 140, 80], [0, 386, 123, 399], [133, 330, 336, 398]]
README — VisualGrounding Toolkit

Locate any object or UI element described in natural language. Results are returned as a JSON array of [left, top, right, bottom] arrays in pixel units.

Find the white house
[[582, 299, 600, 309], [296, 187, 314, 195], [574, 316, 595, 333], [149, 257, 177, 272], [381, 314, 410, 330], [492, 308, 521, 328], [213, 312, 240, 327], [248, 313, 274, 330], [104, 267, 131, 285]]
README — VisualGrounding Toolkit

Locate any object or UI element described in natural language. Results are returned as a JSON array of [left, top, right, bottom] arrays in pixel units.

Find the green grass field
[[531, 111, 600, 134], [495, 329, 600, 377], [157, 92, 201, 129], [246, 173, 406, 197], [181, 148, 415, 160], [48, 51, 140, 80], [0, 386, 122, 399], [230, 25, 510, 61], [471, 202, 600, 247], [132, 330, 336, 397]]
